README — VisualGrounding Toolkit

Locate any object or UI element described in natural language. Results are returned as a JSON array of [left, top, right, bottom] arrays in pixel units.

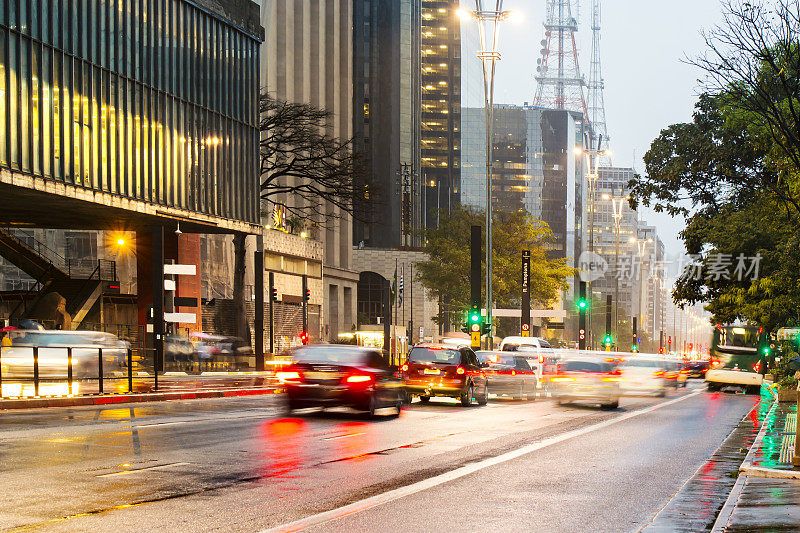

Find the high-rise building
[[352, 0, 421, 248], [461, 104, 586, 300], [259, 0, 357, 341], [637, 224, 666, 342], [591, 166, 639, 338]]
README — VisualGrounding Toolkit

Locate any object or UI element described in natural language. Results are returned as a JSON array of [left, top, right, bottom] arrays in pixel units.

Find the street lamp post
[[603, 192, 626, 349], [460, 2, 514, 348], [575, 142, 611, 350]]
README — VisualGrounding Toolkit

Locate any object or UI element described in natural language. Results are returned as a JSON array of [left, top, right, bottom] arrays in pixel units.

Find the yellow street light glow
[[573, 146, 583, 156], [456, 8, 472, 20], [117, 238, 125, 246]]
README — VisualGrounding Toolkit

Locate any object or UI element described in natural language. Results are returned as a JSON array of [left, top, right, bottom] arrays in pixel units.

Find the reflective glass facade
[[0, 0, 260, 224]]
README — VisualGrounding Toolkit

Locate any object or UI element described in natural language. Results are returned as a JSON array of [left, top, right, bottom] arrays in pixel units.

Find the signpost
[[521, 250, 531, 337]]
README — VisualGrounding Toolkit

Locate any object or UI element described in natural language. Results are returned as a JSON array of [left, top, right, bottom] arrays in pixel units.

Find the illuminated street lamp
[[458, 2, 518, 347], [602, 191, 628, 346]]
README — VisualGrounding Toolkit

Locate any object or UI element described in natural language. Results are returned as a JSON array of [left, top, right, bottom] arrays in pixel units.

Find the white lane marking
[[323, 432, 366, 441], [97, 462, 191, 478], [261, 390, 704, 533]]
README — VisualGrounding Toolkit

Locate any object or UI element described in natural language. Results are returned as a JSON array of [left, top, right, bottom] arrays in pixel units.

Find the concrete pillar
[[177, 233, 202, 334]]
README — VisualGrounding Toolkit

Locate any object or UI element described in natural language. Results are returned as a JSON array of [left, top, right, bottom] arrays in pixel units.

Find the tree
[[629, 0, 800, 331], [416, 207, 573, 334], [258, 92, 373, 222]]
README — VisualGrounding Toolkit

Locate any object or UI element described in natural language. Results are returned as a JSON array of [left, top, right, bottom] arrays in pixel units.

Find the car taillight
[[551, 376, 575, 383], [538, 355, 544, 364], [602, 375, 623, 382], [753, 361, 761, 373], [401, 364, 408, 372], [346, 375, 372, 383], [276, 371, 301, 383], [653, 370, 665, 377], [511, 369, 516, 376], [456, 367, 465, 375]]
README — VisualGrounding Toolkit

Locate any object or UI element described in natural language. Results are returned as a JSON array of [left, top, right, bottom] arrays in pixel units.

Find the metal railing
[[0, 345, 268, 399], [0, 345, 152, 398]]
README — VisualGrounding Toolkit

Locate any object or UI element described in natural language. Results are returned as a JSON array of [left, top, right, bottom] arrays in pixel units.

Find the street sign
[[471, 330, 481, 348], [521, 250, 531, 337], [164, 264, 197, 276], [164, 312, 197, 324]]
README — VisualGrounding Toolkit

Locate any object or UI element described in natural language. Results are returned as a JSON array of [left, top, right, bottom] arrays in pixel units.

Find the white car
[[499, 336, 554, 384], [617, 356, 671, 396]]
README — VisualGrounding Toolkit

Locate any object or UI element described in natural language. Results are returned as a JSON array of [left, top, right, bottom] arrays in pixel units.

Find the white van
[[499, 336, 555, 383]]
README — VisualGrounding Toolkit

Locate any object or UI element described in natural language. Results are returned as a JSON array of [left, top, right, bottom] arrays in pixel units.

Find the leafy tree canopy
[[416, 207, 573, 329]]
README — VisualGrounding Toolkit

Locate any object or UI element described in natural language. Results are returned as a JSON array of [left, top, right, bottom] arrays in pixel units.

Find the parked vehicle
[[550, 356, 621, 409], [477, 352, 537, 399], [401, 344, 488, 406], [279, 345, 404, 417]]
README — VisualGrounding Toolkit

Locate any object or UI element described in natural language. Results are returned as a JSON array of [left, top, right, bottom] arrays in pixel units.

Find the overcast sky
[[488, 0, 724, 259]]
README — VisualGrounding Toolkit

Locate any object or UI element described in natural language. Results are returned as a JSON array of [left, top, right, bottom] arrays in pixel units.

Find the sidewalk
[[0, 372, 279, 410], [714, 397, 800, 531]]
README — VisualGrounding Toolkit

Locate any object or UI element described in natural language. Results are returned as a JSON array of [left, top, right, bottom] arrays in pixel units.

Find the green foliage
[[416, 206, 573, 329], [629, 7, 800, 333]]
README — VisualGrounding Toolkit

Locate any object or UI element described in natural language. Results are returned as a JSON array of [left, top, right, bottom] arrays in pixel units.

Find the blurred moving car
[[401, 344, 488, 406], [191, 333, 253, 369], [684, 359, 710, 379], [499, 336, 555, 383], [279, 345, 404, 417], [617, 356, 673, 396], [1, 330, 128, 378], [550, 356, 621, 409], [477, 351, 537, 400]]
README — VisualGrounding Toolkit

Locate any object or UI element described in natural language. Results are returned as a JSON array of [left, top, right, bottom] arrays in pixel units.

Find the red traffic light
[[300, 331, 309, 345]]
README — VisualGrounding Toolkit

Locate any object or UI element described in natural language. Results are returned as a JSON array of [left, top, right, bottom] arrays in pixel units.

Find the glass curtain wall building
[[0, 0, 261, 224]]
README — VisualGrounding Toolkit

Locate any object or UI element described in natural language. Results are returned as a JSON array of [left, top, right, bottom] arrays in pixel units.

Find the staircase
[[0, 228, 117, 329]]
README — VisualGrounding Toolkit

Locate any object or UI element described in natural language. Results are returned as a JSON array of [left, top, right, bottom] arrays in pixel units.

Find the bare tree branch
[[258, 91, 376, 225]]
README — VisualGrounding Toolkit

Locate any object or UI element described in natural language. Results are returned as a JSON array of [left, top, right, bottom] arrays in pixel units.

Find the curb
[[0, 387, 279, 410]]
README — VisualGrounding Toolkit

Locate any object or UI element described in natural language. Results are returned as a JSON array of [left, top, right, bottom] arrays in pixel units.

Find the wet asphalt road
[[0, 382, 759, 532]]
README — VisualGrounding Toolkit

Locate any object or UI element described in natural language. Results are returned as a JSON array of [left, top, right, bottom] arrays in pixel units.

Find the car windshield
[[292, 347, 368, 365], [564, 361, 605, 372], [497, 355, 516, 366], [476, 352, 497, 364], [409, 348, 461, 365], [621, 359, 662, 368]]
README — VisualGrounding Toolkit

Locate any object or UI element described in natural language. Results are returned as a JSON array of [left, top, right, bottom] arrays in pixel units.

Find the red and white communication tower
[[533, 0, 588, 118]]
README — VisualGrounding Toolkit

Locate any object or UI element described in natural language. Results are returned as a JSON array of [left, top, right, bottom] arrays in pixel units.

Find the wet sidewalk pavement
[[714, 397, 800, 531]]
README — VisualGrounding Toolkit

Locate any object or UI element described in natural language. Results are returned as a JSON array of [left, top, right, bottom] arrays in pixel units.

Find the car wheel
[[513, 383, 525, 401], [419, 395, 431, 403], [477, 383, 488, 405], [707, 382, 719, 392], [367, 393, 378, 418], [460, 384, 474, 407], [402, 391, 412, 404], [601, 400, 619, 410]]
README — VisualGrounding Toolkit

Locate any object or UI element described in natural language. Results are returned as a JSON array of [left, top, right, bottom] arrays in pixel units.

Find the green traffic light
[[762, 346, 771, 355], [470, 314, 480, 323], [604, 335, 613, 344], [577, 299, 587, 310]]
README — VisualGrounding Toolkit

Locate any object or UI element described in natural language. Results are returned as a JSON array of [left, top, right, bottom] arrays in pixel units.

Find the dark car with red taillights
[[278, 345, 404, 417], [400, 344, 488, 406]]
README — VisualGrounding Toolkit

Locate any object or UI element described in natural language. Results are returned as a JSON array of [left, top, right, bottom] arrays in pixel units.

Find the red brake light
[[653, 370, 665, 377], [456, 367, 465, 375], [276, 371, 301, 383], [401, 364, 408, 372], [346, 375, 372, 383]]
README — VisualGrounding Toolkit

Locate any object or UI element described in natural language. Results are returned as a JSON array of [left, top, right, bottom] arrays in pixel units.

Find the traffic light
[[762, 345, 772, 356], [578, 328, 586, 341], [300, 331, 309, 345], [576, 298, 588, 311], [304, 288, 311, 302], [271, 287, 278, 301], [603, 334, 613, 345]]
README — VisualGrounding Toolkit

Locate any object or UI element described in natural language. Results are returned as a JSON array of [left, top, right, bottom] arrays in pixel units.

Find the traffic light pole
[[302, 274, 308, 337], [269, 272, 275, 356], [578, 281, 587, 350], [470, 225, 482, 350]]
